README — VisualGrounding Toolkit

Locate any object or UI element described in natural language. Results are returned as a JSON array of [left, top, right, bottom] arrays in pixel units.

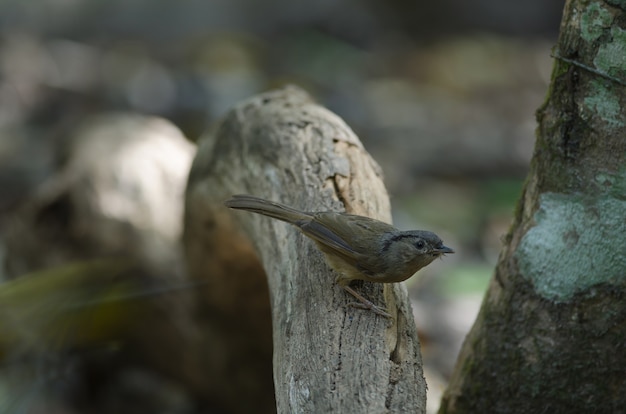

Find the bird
[[224, 194, 454, 317]]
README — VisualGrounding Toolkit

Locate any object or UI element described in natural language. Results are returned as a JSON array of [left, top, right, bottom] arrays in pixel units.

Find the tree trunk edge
[[185, 86, 427, 413], [439, 1, 626, 413]]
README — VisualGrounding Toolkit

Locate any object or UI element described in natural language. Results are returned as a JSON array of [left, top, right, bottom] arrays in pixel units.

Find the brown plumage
[[224, 194, 453, 317]]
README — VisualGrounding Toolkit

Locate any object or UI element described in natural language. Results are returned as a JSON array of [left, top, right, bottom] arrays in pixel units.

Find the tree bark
[[440, 1, 626, 413], [184, 86, 427, 413]]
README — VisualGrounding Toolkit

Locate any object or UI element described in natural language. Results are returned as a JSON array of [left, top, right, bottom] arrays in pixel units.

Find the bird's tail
[[224, 195, 312, 224]]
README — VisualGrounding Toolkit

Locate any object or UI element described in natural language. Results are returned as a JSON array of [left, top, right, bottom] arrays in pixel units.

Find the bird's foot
[[342, 285, 392, 318]]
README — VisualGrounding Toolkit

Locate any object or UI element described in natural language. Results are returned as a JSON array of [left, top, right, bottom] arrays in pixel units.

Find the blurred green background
[[0, 1, 564, 413]]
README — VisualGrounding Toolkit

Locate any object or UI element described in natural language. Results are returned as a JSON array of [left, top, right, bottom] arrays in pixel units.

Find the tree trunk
[[184, 86, 427, 413], [440, 1, 626, 413]]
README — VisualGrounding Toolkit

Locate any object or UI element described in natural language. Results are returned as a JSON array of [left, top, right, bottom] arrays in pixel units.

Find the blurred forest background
[[0, 1, 564, 413]]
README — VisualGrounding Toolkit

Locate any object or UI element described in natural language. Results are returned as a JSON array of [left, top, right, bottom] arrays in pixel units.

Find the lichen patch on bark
[[516, 192, 626, 301]]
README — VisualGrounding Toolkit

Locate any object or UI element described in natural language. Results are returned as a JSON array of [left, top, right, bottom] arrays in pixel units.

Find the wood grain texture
[[184, 86, 426, 413]]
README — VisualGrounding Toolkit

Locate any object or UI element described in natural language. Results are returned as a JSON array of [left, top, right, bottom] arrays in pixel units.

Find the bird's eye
[[415, 240, 426, 249]]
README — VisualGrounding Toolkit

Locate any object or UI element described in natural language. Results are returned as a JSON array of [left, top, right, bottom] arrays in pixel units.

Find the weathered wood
[[440, 1, 626, 413], [184, 86, 426, 413]]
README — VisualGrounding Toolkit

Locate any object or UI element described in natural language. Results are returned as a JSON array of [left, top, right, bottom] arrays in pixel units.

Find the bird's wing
[[299, 213, 395, 257], [298, 219, 361, 259]]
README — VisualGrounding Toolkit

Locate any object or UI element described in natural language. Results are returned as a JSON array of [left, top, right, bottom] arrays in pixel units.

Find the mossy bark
[[440, 1, 626, 413]]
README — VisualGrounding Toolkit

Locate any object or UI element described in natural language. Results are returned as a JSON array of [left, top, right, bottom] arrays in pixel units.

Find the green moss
[[537, 58, 570, 115], [516, 192, 626, 302], [594, 26, 626, 77], [580, 2, 614, 42], [583, 79, 624, 128]]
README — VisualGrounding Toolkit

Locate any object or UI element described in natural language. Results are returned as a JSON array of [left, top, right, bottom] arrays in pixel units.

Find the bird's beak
[[435, 245, 455, 255]]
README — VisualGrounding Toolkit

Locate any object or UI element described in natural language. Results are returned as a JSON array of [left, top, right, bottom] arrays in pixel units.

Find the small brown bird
[[224, 195, 454, 317]]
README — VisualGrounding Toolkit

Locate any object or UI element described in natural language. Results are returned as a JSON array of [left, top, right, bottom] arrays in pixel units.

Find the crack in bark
[[329, 173, 349, 211], [385, 306, 405, 408], [330, 310, 348, 393]]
